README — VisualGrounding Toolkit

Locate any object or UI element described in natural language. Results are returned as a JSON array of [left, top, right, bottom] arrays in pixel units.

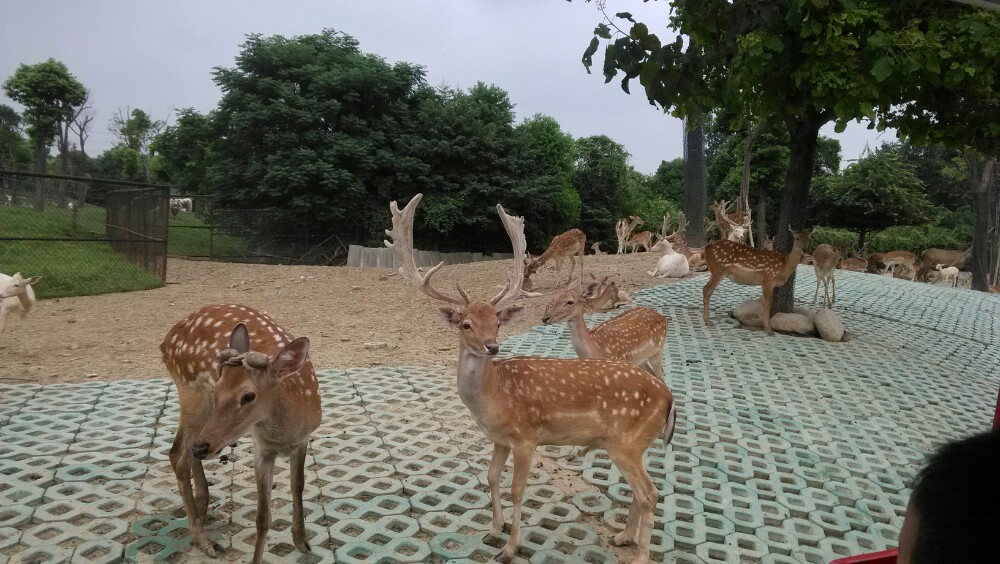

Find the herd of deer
[[2, 194, 991, 564]]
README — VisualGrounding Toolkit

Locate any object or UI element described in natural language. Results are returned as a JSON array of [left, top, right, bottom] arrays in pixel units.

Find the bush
[[809, 227, 860, 255], [866, 224, 971, 254]]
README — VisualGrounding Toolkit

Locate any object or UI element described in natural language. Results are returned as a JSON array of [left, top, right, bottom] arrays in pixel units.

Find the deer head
[[191, 324, 310, 460], [0, 273, 42, 299]]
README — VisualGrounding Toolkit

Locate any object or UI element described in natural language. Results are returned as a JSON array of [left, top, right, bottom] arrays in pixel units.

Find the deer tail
[[662, 399, 677, 449]]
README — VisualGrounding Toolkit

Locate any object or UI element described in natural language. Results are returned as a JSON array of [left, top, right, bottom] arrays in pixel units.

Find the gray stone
[[770, 312, 816, 335], [732, 298, 765, 328], [815, 309, 846, 342]]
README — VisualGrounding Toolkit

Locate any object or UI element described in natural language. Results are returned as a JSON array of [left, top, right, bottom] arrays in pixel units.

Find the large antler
[[490, 204, 528, 306], [385, 193, 468, 305]]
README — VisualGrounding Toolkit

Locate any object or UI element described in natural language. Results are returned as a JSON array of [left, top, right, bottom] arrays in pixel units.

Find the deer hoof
[[493, 551, 515, 563], [212, 542, 225, 554], [609, 533, 634, 547]]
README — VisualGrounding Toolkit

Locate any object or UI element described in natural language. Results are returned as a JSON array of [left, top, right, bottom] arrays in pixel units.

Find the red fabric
[[830, 549, 898, 564]]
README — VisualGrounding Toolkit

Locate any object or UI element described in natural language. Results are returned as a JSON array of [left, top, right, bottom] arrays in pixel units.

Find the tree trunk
[[858, 228, 868, 252], [966, 154, 995, 292], [755, 193, 767, 248], [771, 113, 823, 315], [682, 115, 708, 248]]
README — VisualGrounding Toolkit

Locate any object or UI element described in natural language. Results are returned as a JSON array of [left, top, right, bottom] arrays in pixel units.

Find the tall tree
[[109, 108, 165, 181], [3, 59, 86, 208], [573, 135, 631, 248], [581, 0, 996, 312], [150, 108, 217, 193], [0, 104, 32, 170]]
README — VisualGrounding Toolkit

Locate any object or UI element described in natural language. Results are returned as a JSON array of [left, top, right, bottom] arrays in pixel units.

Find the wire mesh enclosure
[[0, 170, 168, 298]]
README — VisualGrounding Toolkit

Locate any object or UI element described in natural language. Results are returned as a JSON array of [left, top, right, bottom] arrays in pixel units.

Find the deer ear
[[24, 276, 42, 285], [272, 337, 309, 378], [437, 307, 462, 327], [498, 306, 525, 326], [230, 323, 250, 353]]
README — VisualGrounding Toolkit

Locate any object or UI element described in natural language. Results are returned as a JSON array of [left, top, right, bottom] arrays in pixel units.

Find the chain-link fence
[[167, 197, 350, 265], [0, 170, 168, 298]]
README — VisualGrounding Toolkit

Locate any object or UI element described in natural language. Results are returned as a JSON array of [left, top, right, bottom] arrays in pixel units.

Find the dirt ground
[[0, 253, 690, 383]]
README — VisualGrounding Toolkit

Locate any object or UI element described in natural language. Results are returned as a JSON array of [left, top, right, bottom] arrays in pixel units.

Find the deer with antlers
[[702, 228, 812, 335], [711, 199, 751, 244], [161, 305, 321, 563], [386, 194, 676, 564], [615, 215, 644, 254], [811, 244, 840, 308], [522, 228, 586, 290]]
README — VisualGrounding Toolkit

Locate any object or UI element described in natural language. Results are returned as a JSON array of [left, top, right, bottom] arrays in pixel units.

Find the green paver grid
[[1, 268, 997, 562]]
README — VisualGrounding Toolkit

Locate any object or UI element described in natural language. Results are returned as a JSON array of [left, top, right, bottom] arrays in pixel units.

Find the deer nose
[[541, 316, 550, 324], [191, 442, 211, 460], [485, 344, 500, 355]]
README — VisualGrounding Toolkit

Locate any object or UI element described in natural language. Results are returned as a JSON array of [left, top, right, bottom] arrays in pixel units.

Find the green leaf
[[595, 23, 612, 40], [630, 23, 649, 41], [867, 30, 890, 49], [765, 35, 784, 52], [616, 12, 635, 23], [582, 37, 600, 73], [621, 77, 631, 95], [871, 57, 893, 82]]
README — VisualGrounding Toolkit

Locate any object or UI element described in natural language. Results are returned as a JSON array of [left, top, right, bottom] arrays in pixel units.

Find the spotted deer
[[615, 215, 644, 254], [386, 194, 676, 564], [542, 287, 667, 380], [161, 305, 321, 563], [880, 250, 919, 281], [523, 228, 586, 289], [702, 229, 812, 334], [580, 274, 623, 312], [811, 244, 840, 308], [625, 230, 653, 254], [839, 256, 868, 272]]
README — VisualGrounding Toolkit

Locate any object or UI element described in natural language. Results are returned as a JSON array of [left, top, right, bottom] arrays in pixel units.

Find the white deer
[[647, 237, 690, 278], [0, 272, 43, 349]]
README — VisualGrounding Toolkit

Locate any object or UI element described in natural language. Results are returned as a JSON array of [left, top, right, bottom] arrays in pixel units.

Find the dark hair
[[910, 429, 1000, 564]]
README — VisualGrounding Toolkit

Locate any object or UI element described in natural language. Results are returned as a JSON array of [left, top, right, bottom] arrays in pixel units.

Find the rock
[[378, 274, 389, 282], [69, 343, 80, 350], [732, 299, 765, 328], [842, 330, 857, 342], [352, 286, 362, 291], [363, 341, 388, 350], [814, 309, 846, 342], [793, 306, 815, 319], [769, 312, 816, 335]]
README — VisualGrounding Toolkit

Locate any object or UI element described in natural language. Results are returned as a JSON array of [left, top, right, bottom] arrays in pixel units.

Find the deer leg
[[191, 457, 210, 520], [812, 274, 820, 304], [607, 447, 657, 564], [761, 281, 775, 335], [830, 274, 836, 305], [495, 443, 533, 563], [170, 427, 221, 557], [702, 273, 723, 327], [290, 443, 311, 554], [484, 443, 511, 543], [252, 450, 277, 564], [565, 255, 576, 285]]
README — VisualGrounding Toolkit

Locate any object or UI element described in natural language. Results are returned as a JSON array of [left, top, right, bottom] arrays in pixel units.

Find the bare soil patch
[[1, 253, 690, 383]]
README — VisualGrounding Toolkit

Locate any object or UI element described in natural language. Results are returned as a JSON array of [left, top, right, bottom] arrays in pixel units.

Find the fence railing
[[345, 245, 513, 268], [0, 170, 169, 298]]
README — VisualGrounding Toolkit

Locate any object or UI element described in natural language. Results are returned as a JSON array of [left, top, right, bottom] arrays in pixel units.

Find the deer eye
[[462, 321, 472, 330], [567, 300, 575, 305], [240, 392, 256, 406]]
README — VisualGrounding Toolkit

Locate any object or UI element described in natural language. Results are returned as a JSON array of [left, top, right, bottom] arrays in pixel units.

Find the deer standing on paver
[[811, 244, 839, 308], [523, 228, 586, 289], [386, 194, 676, 564], [702, 228, 811, 335], [542, 286, 667, 380], [161, 305, 321, 564]]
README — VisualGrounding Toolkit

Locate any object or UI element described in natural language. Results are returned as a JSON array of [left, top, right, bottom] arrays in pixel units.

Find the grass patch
[[0, 240, 163, 298], [168, 212, 249, 258]]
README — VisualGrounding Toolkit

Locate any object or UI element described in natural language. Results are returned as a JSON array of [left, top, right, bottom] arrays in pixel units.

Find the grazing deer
[[523, 228, 586, 289], [625, 230, 653, 254], [702, 229, 812, 335], [0, 272, 42, 349], [880, 251, 918, 281], [542, 288, 667, 380], [386, 194, 676, 564], [161, 305, 321, 563], [811, 244, 839, 308], [616, 216, 644, 254]]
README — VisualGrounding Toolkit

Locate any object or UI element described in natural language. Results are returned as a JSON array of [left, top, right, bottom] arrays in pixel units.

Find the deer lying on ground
[[161, 305, 321, 563], [703, 228, 811, 335], [580, 274, 625, 312], [839, 256, 868, 272], [0, 272, 43, 349], [386, 194, 676, 564], [591, 242, 606, 255], [934, 264, 960, 287], [647, 237, 689, 278], [523, 228, 586, 290], [615, 216, 644, 254], [811, 244, 839, 308]]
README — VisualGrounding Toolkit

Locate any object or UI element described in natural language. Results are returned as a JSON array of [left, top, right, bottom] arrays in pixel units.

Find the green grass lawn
[[168, 212, 249, 258]]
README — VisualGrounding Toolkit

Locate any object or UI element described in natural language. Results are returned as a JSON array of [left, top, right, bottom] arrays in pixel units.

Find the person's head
[[898, 429, 1000, 564]]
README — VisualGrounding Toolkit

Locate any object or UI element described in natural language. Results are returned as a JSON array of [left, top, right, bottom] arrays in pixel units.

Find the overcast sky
[[1, 0, 893, 174]]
